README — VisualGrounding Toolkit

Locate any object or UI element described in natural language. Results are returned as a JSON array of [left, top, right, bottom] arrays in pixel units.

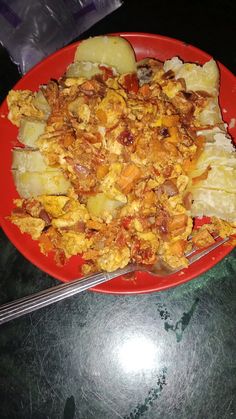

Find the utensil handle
[[0, 265, 135, 325]]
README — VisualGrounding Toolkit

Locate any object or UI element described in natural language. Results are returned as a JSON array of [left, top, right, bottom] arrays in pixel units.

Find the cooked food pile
[[7, 36, 236, 274]]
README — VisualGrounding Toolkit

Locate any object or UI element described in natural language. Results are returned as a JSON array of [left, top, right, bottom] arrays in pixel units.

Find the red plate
[[0, 33, 235, 294]]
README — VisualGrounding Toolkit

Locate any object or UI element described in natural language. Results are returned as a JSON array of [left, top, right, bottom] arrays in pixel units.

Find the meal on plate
[[7, 35, 236, 274]]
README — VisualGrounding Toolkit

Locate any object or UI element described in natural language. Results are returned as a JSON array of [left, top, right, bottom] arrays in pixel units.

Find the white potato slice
[[196, 128, 235, 152], [74, 36, 136, 74], [194, 147, 236, 170], [196, 98, 222, 126], [191, 127, 236, 222], [206, 130, 235, 152], [191, 188, 236, 222], [12, 149, 56, 172], [191, 166, 236, 193], [66, 61, 102, 79], [13, 170, 70, 198], [18, 117, 46, 148], [164, 57, 219, 95], [32, 90, 51, 118]]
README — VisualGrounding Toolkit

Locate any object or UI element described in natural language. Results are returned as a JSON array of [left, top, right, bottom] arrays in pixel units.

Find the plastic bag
[[0, 0, 122, 74]]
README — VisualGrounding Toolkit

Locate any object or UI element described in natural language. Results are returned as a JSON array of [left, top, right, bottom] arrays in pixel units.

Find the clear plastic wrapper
[[0, 0, 122, 74]]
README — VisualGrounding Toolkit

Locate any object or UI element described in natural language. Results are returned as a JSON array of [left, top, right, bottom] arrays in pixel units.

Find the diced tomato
[[99, 65, 114, 81], [122, 74, 139, 94], [122, 216, 133, 230], [116, 231, 127, 247], [131, 239, 155, 264], [55, 249, 66, 266]]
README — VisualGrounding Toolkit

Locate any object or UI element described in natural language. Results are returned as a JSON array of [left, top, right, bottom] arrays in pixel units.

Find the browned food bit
[[168, 214, 188, 233], [117, 129, 135, 146], [158, 180, 179, 197], [117, 163, 141, 194], [192, 228, 215, 248], [43, 80, 59, 107], [39, 209, 51, 225]]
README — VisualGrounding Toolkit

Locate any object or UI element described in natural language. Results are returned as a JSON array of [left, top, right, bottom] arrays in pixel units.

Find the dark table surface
[[0, 1, 236, 418]]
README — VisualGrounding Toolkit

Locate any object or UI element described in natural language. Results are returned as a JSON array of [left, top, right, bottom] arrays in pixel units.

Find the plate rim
[[0, 32, 235, 294]]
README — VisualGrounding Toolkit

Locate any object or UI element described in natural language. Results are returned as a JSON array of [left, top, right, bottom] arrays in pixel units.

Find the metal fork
[[0, 237, 229, 325]]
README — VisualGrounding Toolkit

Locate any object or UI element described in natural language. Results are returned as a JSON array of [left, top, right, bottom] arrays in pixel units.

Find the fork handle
[[0, 265, 135, 325]]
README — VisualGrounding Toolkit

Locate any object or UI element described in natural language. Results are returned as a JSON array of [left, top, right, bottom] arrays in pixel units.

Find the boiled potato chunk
[[193, 146, 236, 170], [12, 149, 55, 172], [66, 61, 102, 79], [13, 170, 70, 198], [197, 128, 235, 152], [87, 193, 124, 219], [163, 57, 219, 96], [74, 36, 136, 74], [191, 166, 236, 194], [191, 188, 236, 222], [197, 98, 222, 126], [32, 90, 51, 118], [18, 117, 46, 147]]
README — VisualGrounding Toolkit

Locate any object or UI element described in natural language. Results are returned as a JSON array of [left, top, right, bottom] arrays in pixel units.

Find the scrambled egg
[[52, 201, 89, 228], [97, 246, 130, 272], [10, 215, 45, 240], [7, 90, 45, 126], [61, 232, 92, 258], [38, 196, 70, 218]]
